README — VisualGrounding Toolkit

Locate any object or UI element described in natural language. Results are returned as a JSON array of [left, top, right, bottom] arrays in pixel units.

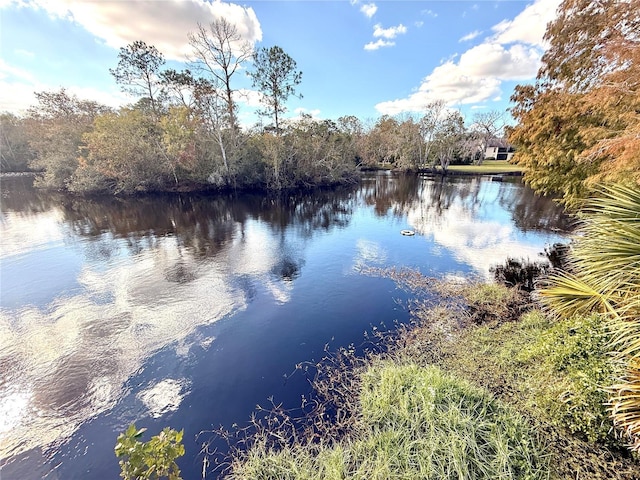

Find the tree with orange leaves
[[509, 0, 640, 208]]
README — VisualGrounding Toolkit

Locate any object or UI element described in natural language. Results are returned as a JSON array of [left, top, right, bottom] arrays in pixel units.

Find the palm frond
[[540, 272, 617, 318], [543, 183, 640, 450]]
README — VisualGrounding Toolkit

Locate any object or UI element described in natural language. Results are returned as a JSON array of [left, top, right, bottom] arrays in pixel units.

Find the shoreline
[[0, 168, 523, 198], [219, 270, 639, 479]]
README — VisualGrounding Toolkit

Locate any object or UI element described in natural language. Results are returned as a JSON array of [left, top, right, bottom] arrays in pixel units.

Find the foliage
[[512, 315, 627, 463], [0, 112, 34, 172], [81, 108, 167, 193], [508, 0, 640, 208], [443, 308, 639, 478], [519, 312, 618, 444], [491, 257, 550, 292], [115, 424, 184, 480], [110, 41, 166, 117], [544, 243, 570, 270], [541, 184, 640, 449], [26, 88, 110, 189], [230, 363, 547, 479], [250, 45, 302, 132], [16, 38, 514, 195]]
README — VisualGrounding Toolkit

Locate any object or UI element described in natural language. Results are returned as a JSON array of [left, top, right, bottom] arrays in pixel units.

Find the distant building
[[484, 140, 515, 161]]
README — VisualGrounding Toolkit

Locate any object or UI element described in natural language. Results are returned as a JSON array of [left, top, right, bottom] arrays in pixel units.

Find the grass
[[446, 160, 523, 174], [230, 363, 547, 479], [436, 308, 639, 479], [219, 271, 639, 479], [446, 311, 618, 444]]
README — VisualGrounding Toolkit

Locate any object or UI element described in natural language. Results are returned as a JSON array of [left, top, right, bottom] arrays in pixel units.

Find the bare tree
[[419, 100, 446, 167], [433, 110, 465, 173], [471, 110, 505, 164], [188, 18, 253, 131]]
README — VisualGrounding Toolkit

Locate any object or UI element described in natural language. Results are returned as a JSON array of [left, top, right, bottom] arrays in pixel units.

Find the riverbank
[[222, 270, 639, 479], [3, 162, 522, 196], [418, 160, 524, 176]]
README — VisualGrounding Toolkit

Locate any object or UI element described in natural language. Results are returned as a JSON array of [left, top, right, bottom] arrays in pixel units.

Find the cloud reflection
[[405, 181, 560, 277], [353, 239, 388, 270], [138, 379, 190, 419], [0, 209, 65, 258], [0, 175, 566, 463], [0, 224, 298, 458]]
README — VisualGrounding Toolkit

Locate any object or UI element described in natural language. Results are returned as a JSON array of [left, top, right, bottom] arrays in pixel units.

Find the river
[[0, 173, 570, 479]]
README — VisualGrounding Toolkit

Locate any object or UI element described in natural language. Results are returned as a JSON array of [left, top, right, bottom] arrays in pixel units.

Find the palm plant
[[540, 184, 640, 449]]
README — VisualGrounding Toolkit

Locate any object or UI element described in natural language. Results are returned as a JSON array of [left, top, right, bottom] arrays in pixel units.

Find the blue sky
[[0, 0, 560, 125]]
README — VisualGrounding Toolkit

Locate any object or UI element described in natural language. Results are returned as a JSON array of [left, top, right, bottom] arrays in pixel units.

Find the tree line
[[0, 19, 507, 194]]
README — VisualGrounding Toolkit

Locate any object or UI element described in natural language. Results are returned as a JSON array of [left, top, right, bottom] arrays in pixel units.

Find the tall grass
[[230, 363, 547, 479]]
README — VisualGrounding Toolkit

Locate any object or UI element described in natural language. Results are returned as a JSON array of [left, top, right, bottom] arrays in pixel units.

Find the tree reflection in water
[[0, 173, 570, 471]]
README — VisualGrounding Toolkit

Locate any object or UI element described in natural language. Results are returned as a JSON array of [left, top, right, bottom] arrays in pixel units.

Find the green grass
[[440, 308, 640, 479], [446, 160, 523, 174], [230, 363, 547, 479], [223, 278, 639, 479], [447, 311, 618, 444]]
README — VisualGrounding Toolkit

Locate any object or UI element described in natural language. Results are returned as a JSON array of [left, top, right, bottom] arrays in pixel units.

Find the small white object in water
[[401, 230, 415, 236]]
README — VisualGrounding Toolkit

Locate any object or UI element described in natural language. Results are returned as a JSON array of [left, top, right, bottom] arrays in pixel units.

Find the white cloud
[[0, 81, 36, 114], [234, 88, 266, 108], [0, 58, 36, 83], [360, 3, 377, 18], [415, 21, 424, 28], [376, 74, 501, 115], [457, 43, 541, 80], [365, 22, 407, 50], [364, 39, 395, 51], [376, 43, 540, 114], [6, 0, 262, 61], [373, 23, 407, 39], [0, 58, 130, 114], [491, 0, 561, 46], [459, 30, 482, 42], [422, 9, 438, 18], [375, 0, 553, 114], [67, 85, 131, 108]]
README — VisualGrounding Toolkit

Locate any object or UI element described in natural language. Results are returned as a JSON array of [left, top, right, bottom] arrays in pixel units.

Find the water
[[0, 173, 570, 479]]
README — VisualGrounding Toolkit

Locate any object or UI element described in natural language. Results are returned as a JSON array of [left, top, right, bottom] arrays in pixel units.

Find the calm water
[[0, 173, 570, 479]]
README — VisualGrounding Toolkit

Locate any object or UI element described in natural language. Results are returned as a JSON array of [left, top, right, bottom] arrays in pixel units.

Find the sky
[[0, 0, 562, 126]]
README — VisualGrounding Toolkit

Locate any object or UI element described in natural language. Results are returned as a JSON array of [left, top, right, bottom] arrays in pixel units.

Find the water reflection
[[0, 174, 569, 473], [357, 174, 572, 275]]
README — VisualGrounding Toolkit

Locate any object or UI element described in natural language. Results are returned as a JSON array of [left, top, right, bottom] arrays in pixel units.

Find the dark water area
[[0, 173, 570, 479]]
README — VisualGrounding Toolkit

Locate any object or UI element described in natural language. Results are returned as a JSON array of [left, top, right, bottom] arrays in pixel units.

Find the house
[[484, 140, 515, 161]]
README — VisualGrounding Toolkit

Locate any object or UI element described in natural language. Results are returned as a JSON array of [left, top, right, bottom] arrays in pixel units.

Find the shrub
[[541, 184, 640, 449], [115, 424, 185, 480], [453, 310, 618, 446], [519, 312, 618, 444], [491, 258, 550, 292]]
